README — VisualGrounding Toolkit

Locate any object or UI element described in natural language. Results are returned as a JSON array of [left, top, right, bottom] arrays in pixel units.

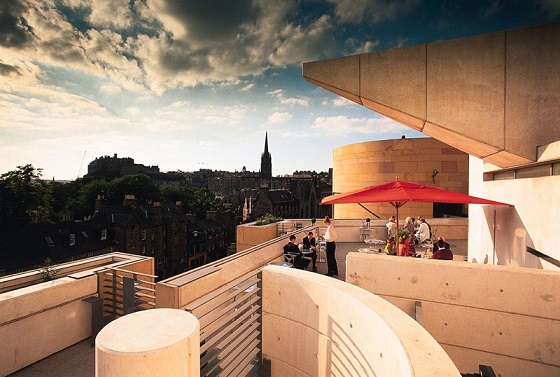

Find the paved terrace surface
[[9, 240, 468, 376]]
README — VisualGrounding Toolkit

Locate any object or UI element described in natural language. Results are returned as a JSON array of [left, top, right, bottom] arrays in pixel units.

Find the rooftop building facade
[[303, 21, 560, 270], [331, 137, 469, 220]]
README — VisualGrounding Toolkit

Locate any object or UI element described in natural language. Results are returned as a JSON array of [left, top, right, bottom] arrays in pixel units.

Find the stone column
[[96, 309, 200, 377]]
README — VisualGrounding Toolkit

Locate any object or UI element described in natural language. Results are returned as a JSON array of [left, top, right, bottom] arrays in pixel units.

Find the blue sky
[[1, 0, 559, 180]]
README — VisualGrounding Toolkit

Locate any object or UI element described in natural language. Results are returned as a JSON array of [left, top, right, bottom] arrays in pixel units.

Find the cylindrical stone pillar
[[96, 308, 200, 377]]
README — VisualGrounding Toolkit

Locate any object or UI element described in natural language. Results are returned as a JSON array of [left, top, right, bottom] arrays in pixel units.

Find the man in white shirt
[[322, 216, 338, 276], [386, 216, 397, 238]]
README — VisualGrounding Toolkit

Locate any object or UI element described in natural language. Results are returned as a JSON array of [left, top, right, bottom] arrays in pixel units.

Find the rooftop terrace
[[3, 220, 558, 376]]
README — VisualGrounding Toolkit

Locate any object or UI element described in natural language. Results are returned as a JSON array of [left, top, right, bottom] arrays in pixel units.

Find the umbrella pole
[[395, 204, 400, 253]]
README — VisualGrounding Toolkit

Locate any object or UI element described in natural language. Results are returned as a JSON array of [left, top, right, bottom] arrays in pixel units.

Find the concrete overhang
[[303, 22, 560, 168]]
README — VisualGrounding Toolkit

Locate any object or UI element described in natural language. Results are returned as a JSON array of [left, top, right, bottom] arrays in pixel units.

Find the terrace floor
[[9, 240, 468, 376]]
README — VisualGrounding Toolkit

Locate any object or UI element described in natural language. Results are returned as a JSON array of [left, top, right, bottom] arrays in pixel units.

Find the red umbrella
[[321, 178, 512, 251]]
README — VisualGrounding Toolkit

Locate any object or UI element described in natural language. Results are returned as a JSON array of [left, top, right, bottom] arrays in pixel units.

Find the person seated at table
[[403, 217, 415, 234], [386, 216, 397, 238], [302, 231, 318, 272], [433, 239, 454, 260], [406, 233, 416, 254], [384, 237, 396, 255], [284, 235, 309, 269], [398, 234, 415, 257], [432, 236, 450, 254], [415, 217, 430, 243]]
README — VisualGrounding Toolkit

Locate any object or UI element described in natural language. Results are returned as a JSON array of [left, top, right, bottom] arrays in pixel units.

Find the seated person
[[406, 234, 416, 254], [432, 239, 454, 260], [302, 231, 318, 272], [283, 235, 309, 269], [415, 217, 430, 243], [398, 234, 415, 257], [432, 236, 450, 254], [384, 237, 396, 255], [403, 217, 415, 234], [386, 216, 397, 238]]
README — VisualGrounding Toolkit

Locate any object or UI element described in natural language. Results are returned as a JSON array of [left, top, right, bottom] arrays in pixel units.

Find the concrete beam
[[303, 22, 560, 168]]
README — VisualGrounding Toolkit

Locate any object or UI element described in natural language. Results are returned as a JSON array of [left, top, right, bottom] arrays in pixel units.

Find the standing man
[[323, 216, 338, 276], [302, 231, 318, 272]]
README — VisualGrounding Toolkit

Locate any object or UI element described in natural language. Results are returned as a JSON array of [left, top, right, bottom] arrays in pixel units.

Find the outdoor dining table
[[364, 238, 386, 246], [420, 243, 434, 258], [300, 249, 314, 270], [358, 247, 384, 254]]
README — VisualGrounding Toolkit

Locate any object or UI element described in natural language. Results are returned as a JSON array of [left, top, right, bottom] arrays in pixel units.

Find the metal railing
[[98, 268, 157, 318], [185, 269, 263, 377]]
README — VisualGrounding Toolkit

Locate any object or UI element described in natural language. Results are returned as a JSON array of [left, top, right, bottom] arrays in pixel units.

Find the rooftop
[[9, 239, 469, 377]]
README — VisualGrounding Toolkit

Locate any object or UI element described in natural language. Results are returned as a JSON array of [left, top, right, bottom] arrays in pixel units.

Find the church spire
[[260, 132, 272, 181], [264, 132, 269, 154]]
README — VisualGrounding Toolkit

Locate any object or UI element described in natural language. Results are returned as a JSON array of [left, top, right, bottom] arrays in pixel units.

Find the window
[[69, 233, 76, 246], [101, 229, 107, 240], [81, 231, 88, 238], [142, 229, 147, 240], [45, 237, 54, 246], [189, 255, 206, 270]]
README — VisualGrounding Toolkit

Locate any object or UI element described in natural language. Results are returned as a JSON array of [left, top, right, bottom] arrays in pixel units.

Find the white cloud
[[267, 14, 336, 66], [281, 97, 309, 106], [267, 88, 309, 106], [326, 0, 421, 24], [1, 0, 341, 95], [100, 83, 122, 95], [87, 0, 133, 29], [354, 40, 381, 54], [312, 115, 407, 136], [268, 89, 284, 98], [332, 98, 356, 107], [242, 82, 255, 91], [539, 0, 560, 16], [267, 112, 292, 123]]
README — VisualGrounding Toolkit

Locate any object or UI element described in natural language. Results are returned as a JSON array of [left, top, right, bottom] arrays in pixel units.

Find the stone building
[[251, 188, 299, 219], [331, 137, 469, 220], [86, 154, 159, 178], [0, 220, 117, 275]]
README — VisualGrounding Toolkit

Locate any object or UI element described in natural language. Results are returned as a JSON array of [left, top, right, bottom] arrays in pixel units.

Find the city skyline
[[1, 1, 559, 180]]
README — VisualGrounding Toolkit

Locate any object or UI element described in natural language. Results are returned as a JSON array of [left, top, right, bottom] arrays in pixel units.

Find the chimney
[[123, 194, 136, 206], [206, 210, 217, 221], [153, 201, 163, 223], [95, 192, 107, 213]]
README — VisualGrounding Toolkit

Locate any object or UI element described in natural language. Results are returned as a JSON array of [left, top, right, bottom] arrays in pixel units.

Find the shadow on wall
[[485, 206, 543, 269]]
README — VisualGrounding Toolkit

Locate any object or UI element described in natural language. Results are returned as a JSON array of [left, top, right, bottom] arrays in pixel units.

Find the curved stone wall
[[261, 265, 460, 376], [332, 137, 468, 220]]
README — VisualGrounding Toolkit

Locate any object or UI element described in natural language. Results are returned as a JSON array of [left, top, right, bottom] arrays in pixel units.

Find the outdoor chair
[[284, 251, 298, 267]]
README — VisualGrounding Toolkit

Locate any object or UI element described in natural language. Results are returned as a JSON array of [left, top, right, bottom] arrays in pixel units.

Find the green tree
[[0, 165, 54, 226], [49, 179, 81, 216], [73, 179, 111, 218], [107, 174, 160, 206], [161, 186, 220, 219]]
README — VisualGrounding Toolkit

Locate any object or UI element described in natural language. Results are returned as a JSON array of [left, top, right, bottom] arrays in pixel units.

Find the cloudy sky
[[1, 0, 559, 180]]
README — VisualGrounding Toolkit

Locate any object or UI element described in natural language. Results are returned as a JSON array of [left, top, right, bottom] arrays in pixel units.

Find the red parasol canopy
[[321, 178, 512, 250]]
